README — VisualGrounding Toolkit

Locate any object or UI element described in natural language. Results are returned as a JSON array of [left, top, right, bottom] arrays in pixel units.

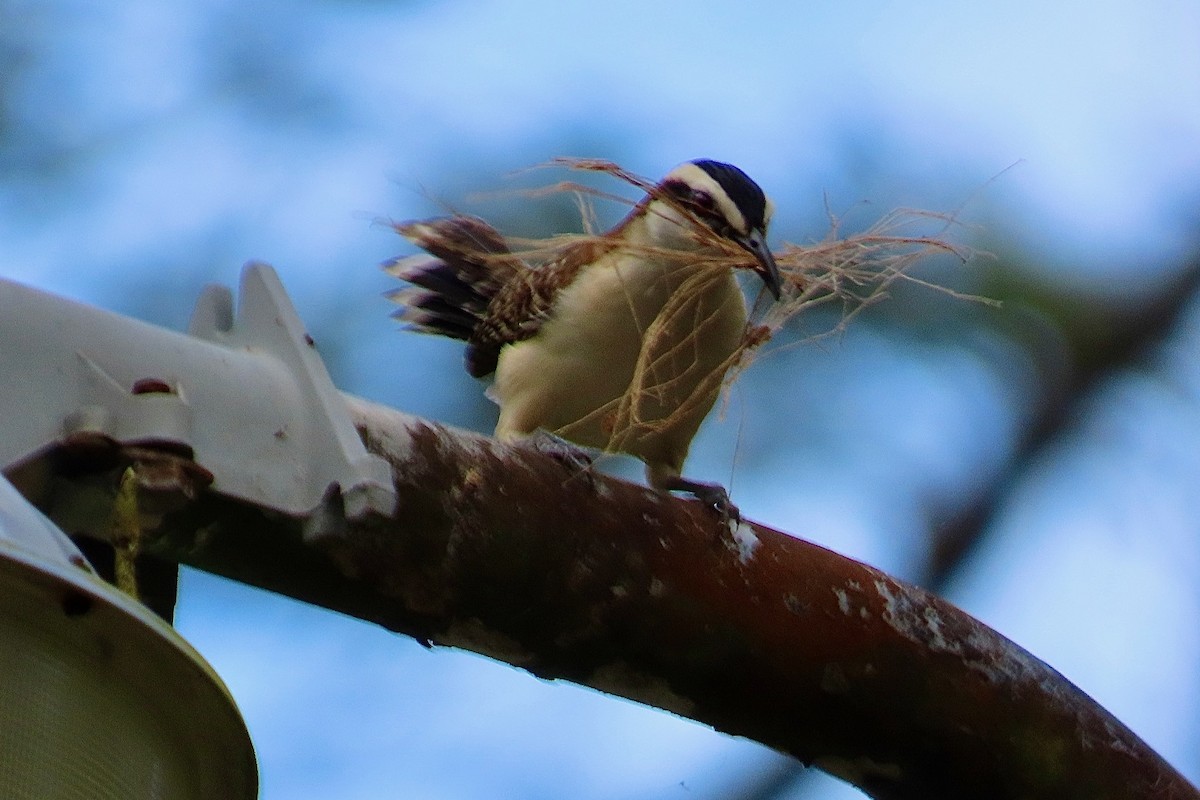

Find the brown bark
[[30, 395, 1198, 800]]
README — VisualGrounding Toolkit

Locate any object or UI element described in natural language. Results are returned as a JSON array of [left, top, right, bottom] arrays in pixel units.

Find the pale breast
[[491, 249, 747, 462]]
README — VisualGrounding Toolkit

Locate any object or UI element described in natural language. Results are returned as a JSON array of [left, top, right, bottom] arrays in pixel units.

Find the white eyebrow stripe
[[664, 162, 749, 235]]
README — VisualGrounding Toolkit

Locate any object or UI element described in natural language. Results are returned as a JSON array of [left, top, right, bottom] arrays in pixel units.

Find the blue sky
[[4, 1, 1200, 797]]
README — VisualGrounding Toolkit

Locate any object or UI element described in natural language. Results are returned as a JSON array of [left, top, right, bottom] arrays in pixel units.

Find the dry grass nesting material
[[420, 159, 983, 450]]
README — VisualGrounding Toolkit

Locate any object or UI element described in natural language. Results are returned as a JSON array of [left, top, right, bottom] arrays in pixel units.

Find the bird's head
[[646, 159, 782, 300]]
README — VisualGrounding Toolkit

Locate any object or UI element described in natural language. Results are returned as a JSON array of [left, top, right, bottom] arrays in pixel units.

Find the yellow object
[[110, 465, 141, 600]]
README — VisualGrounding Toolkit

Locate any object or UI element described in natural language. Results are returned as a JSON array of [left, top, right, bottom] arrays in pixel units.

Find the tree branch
[[29, 395, 1198, 800]]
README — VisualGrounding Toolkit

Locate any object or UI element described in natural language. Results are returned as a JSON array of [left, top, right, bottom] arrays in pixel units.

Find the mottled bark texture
[[24, 395, 1198, 800]]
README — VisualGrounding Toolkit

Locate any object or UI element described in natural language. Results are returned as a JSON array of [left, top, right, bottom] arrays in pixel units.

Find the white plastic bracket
[[0, 264, 396, 521]]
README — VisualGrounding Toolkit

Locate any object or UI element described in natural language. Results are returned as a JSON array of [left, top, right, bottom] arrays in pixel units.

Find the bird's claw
[[523, 430, 596, 482], [663, 476, 741, 525]]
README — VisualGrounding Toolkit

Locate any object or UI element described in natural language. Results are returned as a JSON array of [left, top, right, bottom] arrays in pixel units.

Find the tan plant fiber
[[452, 159, 979, 453]]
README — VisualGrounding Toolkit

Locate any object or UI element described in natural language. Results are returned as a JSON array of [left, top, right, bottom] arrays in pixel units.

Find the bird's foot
[[661, 476, 741, 525], [522, 430, 596, 483]]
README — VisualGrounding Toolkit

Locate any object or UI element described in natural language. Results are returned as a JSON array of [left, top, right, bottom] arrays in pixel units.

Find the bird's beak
[[736, 229, 783, 300]]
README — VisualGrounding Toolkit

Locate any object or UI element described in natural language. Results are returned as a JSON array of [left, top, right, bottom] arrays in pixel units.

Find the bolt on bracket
[[0, 264, 396, 521]]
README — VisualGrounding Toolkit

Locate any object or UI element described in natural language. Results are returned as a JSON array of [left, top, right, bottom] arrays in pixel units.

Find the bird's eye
[[691, 190, 715, 210]]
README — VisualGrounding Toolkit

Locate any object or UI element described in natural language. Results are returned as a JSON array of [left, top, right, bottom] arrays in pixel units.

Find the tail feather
[[383, 215, 522, 350], [385, 287, 480, 339], [385, 257, 489, 316]]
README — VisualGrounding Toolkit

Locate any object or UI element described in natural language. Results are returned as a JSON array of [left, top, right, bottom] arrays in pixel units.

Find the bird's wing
[[466, 239, 612, 378]]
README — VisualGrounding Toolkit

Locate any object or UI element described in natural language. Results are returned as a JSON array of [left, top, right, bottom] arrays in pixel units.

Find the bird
[[384, 159, 781, 516]]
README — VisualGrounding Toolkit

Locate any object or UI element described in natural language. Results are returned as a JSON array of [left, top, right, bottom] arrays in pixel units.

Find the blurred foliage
[[2, 3, 1198, 798]]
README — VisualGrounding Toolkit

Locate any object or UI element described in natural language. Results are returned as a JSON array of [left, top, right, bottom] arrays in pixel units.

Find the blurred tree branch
[[928, 258, 1200, 584], [23, 395, 1198, 800]]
